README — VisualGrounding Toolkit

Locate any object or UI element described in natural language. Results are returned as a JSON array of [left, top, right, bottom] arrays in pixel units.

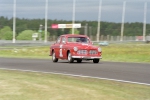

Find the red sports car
[[50, 34, 102, 63]]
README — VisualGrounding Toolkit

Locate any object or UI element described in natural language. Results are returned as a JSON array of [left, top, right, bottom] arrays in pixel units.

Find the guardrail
[[93, 40, 146, 44], [0, 40, 55, 47], [0, 40, 147, 47]]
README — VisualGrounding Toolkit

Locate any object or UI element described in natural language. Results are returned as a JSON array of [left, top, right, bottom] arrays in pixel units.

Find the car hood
[[67, 43, 98, 49]]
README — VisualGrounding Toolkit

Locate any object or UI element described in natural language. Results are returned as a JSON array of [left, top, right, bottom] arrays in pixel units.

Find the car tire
[[52, 51, 58, 62], [77, 59, 82, 63], [68, 52, 74, 63], [93, 59, 99, 63]]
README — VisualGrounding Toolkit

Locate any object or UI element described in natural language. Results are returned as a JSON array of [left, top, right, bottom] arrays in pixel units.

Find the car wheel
[[77, 59, 82, 63], [52, 51, 58, 62], [93, 59, 99, 63], [68, 52, 74, 63]]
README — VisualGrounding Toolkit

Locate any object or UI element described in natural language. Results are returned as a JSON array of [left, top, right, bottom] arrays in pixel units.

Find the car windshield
[[68, 37, 90, 43]]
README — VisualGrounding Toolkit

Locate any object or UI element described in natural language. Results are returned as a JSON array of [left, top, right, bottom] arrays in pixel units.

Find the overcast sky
[[0, 0, 150, 23]]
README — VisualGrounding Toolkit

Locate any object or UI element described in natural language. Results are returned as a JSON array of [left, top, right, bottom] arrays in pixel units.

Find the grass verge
[[0, 69, 150, 100], [102, 43, 150, 63], [0, 43, 150, 63]]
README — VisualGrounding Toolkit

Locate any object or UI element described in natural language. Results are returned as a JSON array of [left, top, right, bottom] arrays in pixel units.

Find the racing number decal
[[59, 49, 63, 57], [59, 45, 63, 57]]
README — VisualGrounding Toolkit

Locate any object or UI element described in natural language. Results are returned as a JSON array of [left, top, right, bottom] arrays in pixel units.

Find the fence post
[[110, 36, 113, 41], [101, 35, 103, 41], [107, 35, 110, 41]]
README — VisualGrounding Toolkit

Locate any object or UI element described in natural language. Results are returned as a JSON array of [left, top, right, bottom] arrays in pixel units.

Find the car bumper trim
[[72, 56, 102, 59]]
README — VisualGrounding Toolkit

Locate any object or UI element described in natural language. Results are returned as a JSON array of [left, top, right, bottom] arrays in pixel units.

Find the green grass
[[101, 43, 150, 63], [0, 69, 150, 100], [0, 44, 150, 99], [0, 43, 150, 63], [0, 46, 50, 59]]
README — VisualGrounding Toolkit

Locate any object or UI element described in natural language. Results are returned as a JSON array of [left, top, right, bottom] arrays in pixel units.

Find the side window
[[61, 37, 66, 43], [56, 37, 61, 43]]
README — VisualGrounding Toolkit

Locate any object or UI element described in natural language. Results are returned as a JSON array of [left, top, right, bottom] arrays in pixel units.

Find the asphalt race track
[[0, 57, 150, 85]]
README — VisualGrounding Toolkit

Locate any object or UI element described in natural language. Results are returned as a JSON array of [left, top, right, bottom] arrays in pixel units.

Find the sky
[[0, 0, 150, 23]]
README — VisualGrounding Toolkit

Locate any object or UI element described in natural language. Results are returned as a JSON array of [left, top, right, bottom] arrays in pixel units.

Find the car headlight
[[98, 47, 102, 52], [73, 47, 78, 51]]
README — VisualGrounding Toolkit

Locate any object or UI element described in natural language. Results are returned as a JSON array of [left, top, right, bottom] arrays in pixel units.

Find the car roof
[[61, 34, 88, 38]]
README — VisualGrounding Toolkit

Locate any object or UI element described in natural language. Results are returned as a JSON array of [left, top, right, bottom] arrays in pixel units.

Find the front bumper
[[72, 56, 102, 59]]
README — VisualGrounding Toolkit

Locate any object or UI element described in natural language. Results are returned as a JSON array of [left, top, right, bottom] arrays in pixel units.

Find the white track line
[[0, 68, 150, 86]]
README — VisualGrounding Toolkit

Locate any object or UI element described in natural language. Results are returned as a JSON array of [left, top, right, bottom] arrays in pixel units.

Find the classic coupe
[[50, 34, 102, 63]]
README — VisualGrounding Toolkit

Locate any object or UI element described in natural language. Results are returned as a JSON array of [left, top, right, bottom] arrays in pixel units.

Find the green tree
[[69, 28, 80, 34], [17, 30, 35, 40], [3, 31, 13, 40], [40, 31, 50, 40], [0, 26, 12, 40], [2, 16, 150, 38]]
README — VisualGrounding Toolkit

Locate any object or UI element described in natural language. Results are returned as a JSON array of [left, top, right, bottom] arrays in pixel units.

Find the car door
[[55, 36, 66, 59], [60, 36, 67, 59], [54, 36, 61, 58]]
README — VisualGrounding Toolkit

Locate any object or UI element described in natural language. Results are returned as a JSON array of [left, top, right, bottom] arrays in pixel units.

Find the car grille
[[77, 50, 98, 55], [89, 50, 98, 55], [77, 50, 87, 55]]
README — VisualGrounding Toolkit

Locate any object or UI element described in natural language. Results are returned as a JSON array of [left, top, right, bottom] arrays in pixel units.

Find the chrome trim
[[77, 50, 87, 55], [72, 56, 102, 59], [89, 50, 98, 55]]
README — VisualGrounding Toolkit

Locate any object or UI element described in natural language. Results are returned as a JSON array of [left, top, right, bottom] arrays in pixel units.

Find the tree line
[[0, 16, 150, 40]]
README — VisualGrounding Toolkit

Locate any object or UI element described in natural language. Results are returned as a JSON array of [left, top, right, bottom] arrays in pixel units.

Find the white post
[[44, 0, 48, 43], [13, 0, 16, 43], [39, 24, 43, 41], [97, 0, 102, 42], [120, 1, 126, 41], [72, 0, 76, 34], [143, 2, 147, 41]]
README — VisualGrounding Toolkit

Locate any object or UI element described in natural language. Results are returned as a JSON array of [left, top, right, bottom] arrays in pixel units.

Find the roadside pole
[[72, 0, 76, 34], [97, 0, 102, 42], [13, 0, 16, 43], [120, 1, 126, 41], [44, 0, 48, 43], [143, 2, 147, 41]]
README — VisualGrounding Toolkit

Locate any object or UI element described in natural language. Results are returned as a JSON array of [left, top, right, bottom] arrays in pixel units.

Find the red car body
[[50, 34, 102, 63]]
